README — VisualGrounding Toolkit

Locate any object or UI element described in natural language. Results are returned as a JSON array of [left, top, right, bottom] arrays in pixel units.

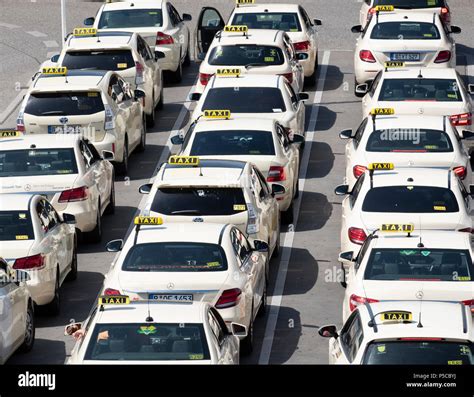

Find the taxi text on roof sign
[[42, 67, 68, 75], [203, 110, 231, 119], [236, 0, 255, 4], [370, 108, 395, 116], [73, 27, 97, 36], [380, 311, 412, 322], [375, 5, 395, 12], [380, 224, 415, 233], [224, 25, 248, 33], [385, 61, 405, 68], [0, 130, 21, 138], [134, 216, 163, 225], [168, 156, 200, 166], [98, 295, 130, 305], [368, 163, 394, 171], [216, 68, 241, 77]]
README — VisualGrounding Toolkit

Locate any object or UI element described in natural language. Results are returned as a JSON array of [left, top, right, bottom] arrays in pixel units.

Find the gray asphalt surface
[[0, 0, 473, 365]]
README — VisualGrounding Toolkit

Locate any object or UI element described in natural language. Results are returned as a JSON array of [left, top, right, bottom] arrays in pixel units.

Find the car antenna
[[417, 216, 424, 248], [417, 286, 424, 328], [417, 69, 423, 78], [145, 294, 153, 322], [372, 112, 377, 133], [443, 115, 447, 133]]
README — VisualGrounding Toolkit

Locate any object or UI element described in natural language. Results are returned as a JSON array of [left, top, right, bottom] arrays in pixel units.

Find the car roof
[[372, 230, 471, 249], [383, 67, 458, 79], [0, 194, 36, 211], [217, 29, 284, 45], [365, 167, 452, 188], [209, 74, 282, 89], [32, 70, 109, 91], [0, 134, 80, 150], [193, 117, 276, 132], [66, 32, 134, 50], [374, 11, 442, 23], [102, 0, 164, 11], [359, 301, 472, 341], [232, 3, 301, 13], [367, 115, 450, 131]]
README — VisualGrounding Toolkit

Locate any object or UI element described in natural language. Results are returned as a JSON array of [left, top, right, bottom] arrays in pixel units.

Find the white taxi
[[103, 218, 268, 354], [0, 257, 35, 364], [335, 165, 473, 257], [359, 0, 452, 28], [357, 67, 474, 134], [48, 29, 163, 127], [173, 115, 302, 224], [65, 296, 242, 364], [341, 228, 474, 321], [195, 27, 304, 94], [340, 113, 472, 189], [0, 194, 77, 315], [139, 157, 280, 258], [0, 132, 115, 243], [352, 11, 460, 89], [18, 68, 146, 175], [196, 1, 322, 85], [190, 74, 308, 141], [320, 301, 473, 365], [84, 0, 192, 82]]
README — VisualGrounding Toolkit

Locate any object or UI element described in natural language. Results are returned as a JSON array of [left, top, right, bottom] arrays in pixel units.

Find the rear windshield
[[362, 186, 459, 213], [366, 129, 453, 152], [84, 323, 210, 361], [98, 9, 163, 29], [122, 242, 227, 272], [63, 50, 135, 71], [374, 0, 445, 8], [363, 341, 473, 365], [208, 45, 285, 66], [25, 92, 105, 116], [203, 88, 286, 113], [151, 187, 247, 216], [231, 13, 301, 32], [371, 22, 440, 40], [190, 130, 275, 156], [0, 149, 78, 177], [364, 249, 473, 281], [0, 211, 34, 241], [378, 79, 462, 102]]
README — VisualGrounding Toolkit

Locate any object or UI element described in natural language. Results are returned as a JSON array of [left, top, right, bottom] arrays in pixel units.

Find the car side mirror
[[101, 150, 115, 161], [139, 183, 153, 194], [253, 239, 269, 253], [335, 185, 350, 196], [189, 92, 202, 101], [461, 130, 474, 140], [297, 53, 309, 61], [65, 322, 83, 336], [197, 52, 206, 61], [271, 184, 286, 197], [50, 54, 60, 63], [291, 134, 305, 144], [182, 13, 192, 22], [171, 135, 184, 145], [134, 89, 146, 101], [318, 325, 339, 339], [355, 84, 369, 95], [83, 17, 95, 26], [62, 213, 77, 225], [298, 92, 310, 101], [155, 51, 165, 61], [106, 239, 124, 252], [450, 26, 462, 34], [339, 129, 353, 139], [230, 322, 248, 338], [339, 251, 355, 263], [468, 84, 474, 95], [313, 19, 322, 26], [351, 25, 362, 33]]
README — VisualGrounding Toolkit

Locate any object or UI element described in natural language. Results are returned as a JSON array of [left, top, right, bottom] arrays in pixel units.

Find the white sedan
[[0, 133, 115, 243], [0, 194, 77, 315]]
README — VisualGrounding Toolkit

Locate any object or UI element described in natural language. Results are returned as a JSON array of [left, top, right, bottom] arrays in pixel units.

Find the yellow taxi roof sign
[[216, 68, 241, 77], [236, 0, 255, 4], [385, 61, 405, 68], [375, 5, 395, 12], [42, 67, 68, 75], [380, 311, 412, 322], [73, 27, 97, 37], [134, 216, 163, 226], [203, 110, 231, 119], [168, 156, 200, 166], [0, 130, 21, 138], [368, 163, 394, 171], [370, 108, 395, 116], [380, 224, 414, 233], [224, 25, 248, 33], [98, 295, 130, 306]]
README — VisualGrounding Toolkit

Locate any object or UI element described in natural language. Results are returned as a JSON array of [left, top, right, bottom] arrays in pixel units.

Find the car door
[[35, 199, 57, 279], [283, 34, 303, 92], [362, 71, 382, 114], [82, 140, 109, 215], [117, 77, 141, 150], [284, 81, 305, 135], [299, 6, 317, 53], [195, 7, 225, 58], [347, 118, 369, 179], [209, 307, 238, 364], [277, 124, 299, 190], [137, 36, 157, 103], [360, 0, 373, 27], [168, 4, 189, 58], [342, 173, 366, 246], [337, 310, 365, 364]]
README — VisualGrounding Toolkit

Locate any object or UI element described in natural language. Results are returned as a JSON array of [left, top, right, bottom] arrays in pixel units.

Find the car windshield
[[122, 242, 227, 272], [0, 149, 78, 177], [190, 130, 275, 156], [25, 92, 105, 116], [231, 13, 301, 32], [151, 187, 247, 216], [366, 129, 453, 152], [84, 323, 210, 361], [362, 186, 459, 213], [371, 22, 440, 40], [378, 79, 463, 102], [374, 0, 445, 8], [202, 88, 286, 113], [208, 45, 285, 66], [98, 9, 163, 29], [63, 50, 135, 71], [0, 211, 34, 241], [363, 341, 473, 365], [364, 249, 473, 281]]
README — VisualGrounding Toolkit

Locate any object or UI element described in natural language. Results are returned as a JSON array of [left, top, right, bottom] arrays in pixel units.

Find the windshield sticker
[[460, 346, 470, 355], [421, 250, 431, 257], [18, 213, 26, 219], [137, 325, 157, 335], [117, 63, 127, 69], [15, 235, 28, 240], [400, 250, 417, 256], [206, 262, 220, 267], [424, 145, 438, 150], [434, 206, 446, 211], [189, 354, 204, 360], [456, 276, 471, 281], [448, 360, 462, 365], [377, 345, 386, 354], [407, 186, 414, 190], [264, 56, 275, 62], [233, 204, 246, 211]]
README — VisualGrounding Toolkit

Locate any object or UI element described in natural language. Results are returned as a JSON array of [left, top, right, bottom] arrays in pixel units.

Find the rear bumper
[[60, 200, 97, 233], [91, 132, 120, 162], [25, 268, 56, 306], [155, 45, 180, 72]]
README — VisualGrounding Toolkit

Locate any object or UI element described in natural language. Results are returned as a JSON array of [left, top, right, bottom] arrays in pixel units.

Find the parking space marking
[[27, 31, 47, 37], [43, 40, 59, 48], [0, 22, 20, 29], [258, 50, 331, 365]]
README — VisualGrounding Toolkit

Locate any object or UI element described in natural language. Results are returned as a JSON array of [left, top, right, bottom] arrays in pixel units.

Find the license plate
[[148, 294, 193, 303], [48, 125, 82, 134], [390, 53, 420, 62]]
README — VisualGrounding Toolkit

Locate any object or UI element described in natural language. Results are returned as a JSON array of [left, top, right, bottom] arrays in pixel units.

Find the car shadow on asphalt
[[304, 104, 338, 132], [296, 191, 333, 233], [149, 103, 192, 135], [304, 141, 335, 179], [7, 338, 67, 365], [321, 64, 345, 92], [163, 62, 199, 89]]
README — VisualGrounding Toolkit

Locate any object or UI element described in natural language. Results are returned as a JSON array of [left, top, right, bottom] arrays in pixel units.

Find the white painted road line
[[27, 31, 47, 37], [258, 50, 331, 365], [43, 40, 59, 48], [0, 22, 20, 29]]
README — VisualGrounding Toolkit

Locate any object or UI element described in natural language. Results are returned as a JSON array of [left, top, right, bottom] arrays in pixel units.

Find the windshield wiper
[[41, 110, 65, 116], [245, 63, 267, 70], [170, 210, 202, 215]]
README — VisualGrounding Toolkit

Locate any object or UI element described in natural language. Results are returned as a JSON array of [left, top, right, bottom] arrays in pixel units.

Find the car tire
[[257, 283, 267, 318], [116, 137, 129, 176], [183, 43, 191, 67], [294, 178, 300, 199], [86, 202, 102, 244], [157, 84, 164, 110], [43, 271, 60, 316], [146, 93, 156, 128], [104, 173, 115, 215], [171, 54, 183, 83], [272, 232, 281, 259], [137, 119, 147, 152], [65, 238, 78, 282], [305, 53, 318, 87], [240, 310, 254, 356], [18, 301, 35, 353], [281, 202, 294, 225]]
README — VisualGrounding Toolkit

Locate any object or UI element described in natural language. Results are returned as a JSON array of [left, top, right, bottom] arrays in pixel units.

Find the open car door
[[195, 7, 225, 60]]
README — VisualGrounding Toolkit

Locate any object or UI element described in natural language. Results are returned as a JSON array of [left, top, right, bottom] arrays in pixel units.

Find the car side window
[[137, 37, 150, 61], [231, 228, 252, 264], [276, 125, 291, 151], [339, 310, 364, 362], [118, 78, 132, 101], [299, 6, 312, 29], [349, 173, 365, 209], [36, 200, 49, 233], [283, 36, 296, 61], [286, 83, 299, 110], [79, 141, 94, 169], [369, 71, 382, 97], [458, 180, 470, 209], [85, 141, 102, 162], [182, 123, 196, 151], [0, 260, 11, 288], [43, 200, 60, 230], [355, 237, 372, 271], [254, 167, 271, 199], [353, 118, 369, 148], [208, 309, 225, 346]]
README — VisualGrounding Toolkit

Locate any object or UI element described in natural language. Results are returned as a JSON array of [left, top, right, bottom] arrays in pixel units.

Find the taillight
[[449, 113, 472, 127], [13, 254, 44, 270], [453, 166, 467, 180], [156, 31, 174, 45], [293, 40, 310, 52], [353, 165, 367, 179], [199, 73, 213, 86], [359, 50, 376, 63], [58, 186, 89, 203], [104, 104, 115, 131], [458, 228, 474, 234], [267, 166, 286, 182], [462, 299, 474, 313], [215, 288, 242, 309], [367, 7, 377, 22], [434, 50, 451, 63], [246, 203, 259, 234], [348, 227, 367, 245], [16, 113, 25, 132], [279, 72, 293, 84], [135, 62, 145, 85], [440, 7, 450, 24], [349, 294, 378, 312], [104, 288, 121, 296]]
